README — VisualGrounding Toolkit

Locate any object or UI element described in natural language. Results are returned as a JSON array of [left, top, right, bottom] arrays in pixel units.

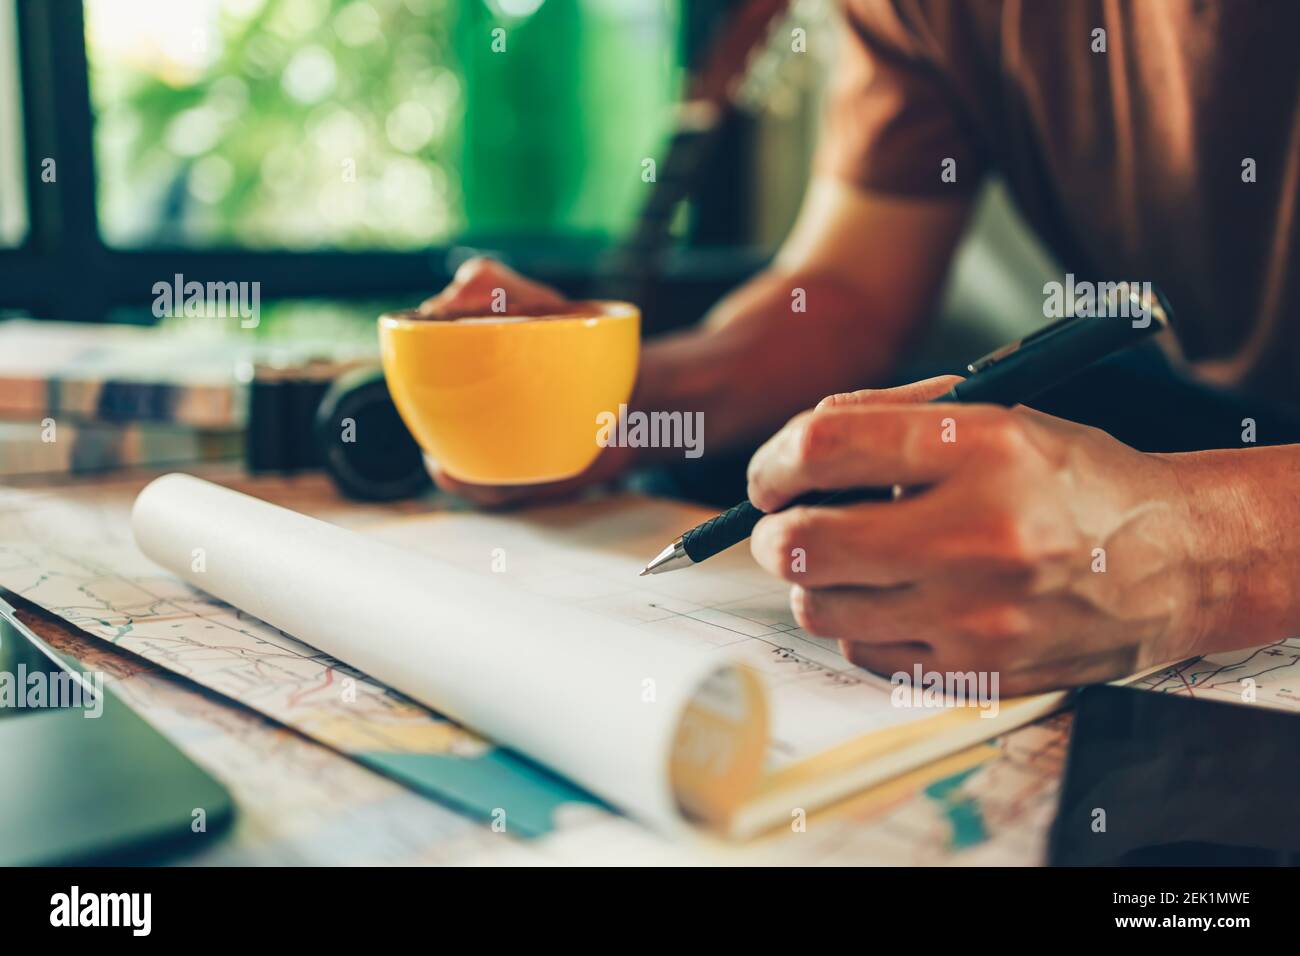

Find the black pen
[[639, 283, 1171, 576]]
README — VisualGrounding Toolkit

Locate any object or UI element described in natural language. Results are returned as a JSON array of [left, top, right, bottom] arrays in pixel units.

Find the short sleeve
[[813, 0, 987, 196]]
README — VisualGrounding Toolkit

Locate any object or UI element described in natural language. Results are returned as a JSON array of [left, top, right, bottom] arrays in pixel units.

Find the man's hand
[[746, 377, 1234, 695], [419, 256, 568, 320], [418, 257, 636, 507]]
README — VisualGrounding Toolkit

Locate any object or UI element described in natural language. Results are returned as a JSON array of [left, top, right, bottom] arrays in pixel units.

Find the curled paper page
[[132, 474, 767, 831]]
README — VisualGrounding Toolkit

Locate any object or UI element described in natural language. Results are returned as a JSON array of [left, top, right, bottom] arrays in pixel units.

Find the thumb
[[816, 374, 964, 410]]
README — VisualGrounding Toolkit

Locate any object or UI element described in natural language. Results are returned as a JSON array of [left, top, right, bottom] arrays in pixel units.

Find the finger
[[433, 469, 599, 510], [431, 447, 625, 510], [795, 580, 1029, 655], [751, 493, 955, 587], [791, 583, 952, 646], [419, 257, 506, 315], [431, 469, 531, 508], [787, 532, 1139, 686], [816, 375, 963, 410], [419, 257, 566, 318], [838, 640, 934, 679], [747, 404, 984, 512]]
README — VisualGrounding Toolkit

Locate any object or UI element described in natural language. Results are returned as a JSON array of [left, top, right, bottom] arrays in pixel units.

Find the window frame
[[0, 0, 761, 326]]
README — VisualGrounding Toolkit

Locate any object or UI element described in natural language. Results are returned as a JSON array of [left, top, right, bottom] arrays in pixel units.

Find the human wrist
[[1155, 448, 1296, 658], [619, 331, 743, 467]]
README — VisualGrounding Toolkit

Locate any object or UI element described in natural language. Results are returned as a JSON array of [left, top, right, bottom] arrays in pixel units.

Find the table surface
[[4, 467, 1295, 865]]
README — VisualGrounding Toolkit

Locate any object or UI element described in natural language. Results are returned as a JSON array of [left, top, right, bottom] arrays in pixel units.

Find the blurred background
[[0, 0, 1054, 485], [90, 0, 674, 250], [3, 0, 828, 324]]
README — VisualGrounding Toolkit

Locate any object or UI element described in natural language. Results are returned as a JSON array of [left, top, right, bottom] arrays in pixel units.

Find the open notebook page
[[370, 494, 939, 771]]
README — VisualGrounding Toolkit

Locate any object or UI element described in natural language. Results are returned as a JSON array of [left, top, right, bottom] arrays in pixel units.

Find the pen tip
[[640, 539, 689, 576]]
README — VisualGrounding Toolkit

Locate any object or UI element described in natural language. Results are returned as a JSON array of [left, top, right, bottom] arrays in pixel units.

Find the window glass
[[0, 0, 27, 247], [85, 0, 681, 250]]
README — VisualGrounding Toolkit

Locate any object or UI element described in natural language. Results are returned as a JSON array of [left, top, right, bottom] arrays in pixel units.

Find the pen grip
[[680, 487, 896, 563], [681, 500, 764, 562]]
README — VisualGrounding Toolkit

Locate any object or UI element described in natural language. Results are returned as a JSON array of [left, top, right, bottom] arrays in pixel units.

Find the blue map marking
[[923, 767, 988, 850], [362, 748, 603, 838]]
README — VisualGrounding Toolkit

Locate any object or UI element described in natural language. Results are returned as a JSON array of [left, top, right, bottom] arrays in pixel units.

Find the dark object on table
[[1049, 684, 1300, 866], [314, 365, 431, 502], [0, 598, 235, 865]]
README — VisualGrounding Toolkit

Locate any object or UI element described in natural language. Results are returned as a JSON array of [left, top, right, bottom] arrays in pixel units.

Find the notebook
[[130, 474, 1066, 838]]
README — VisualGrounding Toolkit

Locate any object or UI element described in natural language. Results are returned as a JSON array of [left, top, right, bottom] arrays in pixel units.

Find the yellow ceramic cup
[[378, 302, 640, 485]]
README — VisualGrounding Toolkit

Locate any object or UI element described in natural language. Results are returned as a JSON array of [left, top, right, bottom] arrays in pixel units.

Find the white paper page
[[370, 495, 936, 768], [131, 474, 753, 830]]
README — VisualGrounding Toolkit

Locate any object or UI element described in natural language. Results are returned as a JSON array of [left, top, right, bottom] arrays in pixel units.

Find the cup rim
[[379, 299, 638, 328]]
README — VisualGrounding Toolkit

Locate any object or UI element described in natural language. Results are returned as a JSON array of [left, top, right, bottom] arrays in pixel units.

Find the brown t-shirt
[[818, 0, 1300, 405]]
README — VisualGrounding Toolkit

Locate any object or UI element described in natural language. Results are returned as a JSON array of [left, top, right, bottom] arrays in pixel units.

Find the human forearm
[[1158, 444, 1300, 661], [630, 268, 913, 459], [627, 181, 972, 462]]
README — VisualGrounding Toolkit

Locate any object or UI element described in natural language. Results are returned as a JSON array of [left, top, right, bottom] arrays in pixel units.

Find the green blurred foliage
[[88, 0, 680, 250]]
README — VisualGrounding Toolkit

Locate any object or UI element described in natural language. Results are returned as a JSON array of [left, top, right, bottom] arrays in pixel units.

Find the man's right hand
[[416, 257, 638, 508]]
